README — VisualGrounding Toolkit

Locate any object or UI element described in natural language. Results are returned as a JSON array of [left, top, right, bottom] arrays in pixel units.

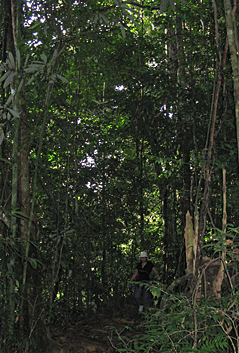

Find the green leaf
[[28, 258, 37, 269], [26, 72, 39, 85], [52, 49, 58, 61], [0, 157, 11, 165], [29, 21, 41, 30], [0, 71, 11, 83], [99, 13, 109, 24], [119, 22, 126, 38], [8, 51, 15, 70], [25, 63, 45, 73], [7, 108, 20, 118], [40, 53, 48, 63], [93, 14, 99, 24], [23, 54, 30, 69], [5, 93, 15, 107], [11, 210, 29, 220], [17, 79, 24, 93], [56, 74, 69, 83], [3, 72, 16, 88], [0, 63, 7, 72]]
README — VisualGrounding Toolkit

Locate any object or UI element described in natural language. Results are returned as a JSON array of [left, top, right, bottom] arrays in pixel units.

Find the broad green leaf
[[28, 258, 37, 269], [99, 13, 109, 24], [25, 64, 45, 73], [0, 71, 11, 83], [26, 73, 38, 85], [3, 71, 16, 88], [0, 63, 7, 71], [52, 49, 58, 61], [5, 93, 14, 107], [56, 74, 69, 83], [8, 51, 15, 70], [23, 53, 30, 69], [7, 108, 20, 118], [17, 79, 24, 93], [119, 22, 126, 38], [40, 53, 48, 63]]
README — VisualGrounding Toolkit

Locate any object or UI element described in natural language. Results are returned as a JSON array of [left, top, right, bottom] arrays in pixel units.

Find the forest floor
[[48, 301, 144, 353]]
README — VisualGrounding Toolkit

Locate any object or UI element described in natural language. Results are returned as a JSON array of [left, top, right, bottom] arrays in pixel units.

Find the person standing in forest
[[129, 251, 160, 312]]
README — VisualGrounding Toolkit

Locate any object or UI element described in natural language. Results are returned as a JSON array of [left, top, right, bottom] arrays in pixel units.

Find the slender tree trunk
[[20, 104, 30, 254], [176, 15, 192, 280], [0, 0, 16, 342], [223, 0, 239, 163], [139, 140, 145, 249], [176, 15, 191, 221], [162, 186, 169, 284], [212, 169, 227, 297], [8, 0, 20, 337]]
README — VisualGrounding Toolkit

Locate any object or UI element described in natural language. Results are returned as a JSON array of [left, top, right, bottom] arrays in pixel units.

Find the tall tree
[[223, 0, 239, 162]]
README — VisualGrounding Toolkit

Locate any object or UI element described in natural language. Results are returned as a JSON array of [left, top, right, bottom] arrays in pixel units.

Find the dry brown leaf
[[226, 326, 232, 335]]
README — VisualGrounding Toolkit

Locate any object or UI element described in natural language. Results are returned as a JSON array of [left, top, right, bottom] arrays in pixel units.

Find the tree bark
[[8, 0, 20, 338], [176, 15, 191, 219], [212, 169, 227, 297], [223, 0, 239, 163], [162, 186, 169, 284]]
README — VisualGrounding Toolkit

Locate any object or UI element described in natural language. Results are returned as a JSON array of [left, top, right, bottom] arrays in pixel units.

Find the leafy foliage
[[116, 281, 239, 352]]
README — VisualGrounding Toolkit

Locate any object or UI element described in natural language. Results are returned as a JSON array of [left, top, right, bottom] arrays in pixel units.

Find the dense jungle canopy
[[1, 0, 239, 352]]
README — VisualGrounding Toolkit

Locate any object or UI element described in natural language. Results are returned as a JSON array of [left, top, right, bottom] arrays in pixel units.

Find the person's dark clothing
[[134, 284, 152, 306], [136, 260, 154, 282], [134, 260, 155, 307]]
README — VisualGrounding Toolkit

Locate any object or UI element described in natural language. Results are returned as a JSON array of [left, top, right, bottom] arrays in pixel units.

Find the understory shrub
[[115, 284, 239, 353]]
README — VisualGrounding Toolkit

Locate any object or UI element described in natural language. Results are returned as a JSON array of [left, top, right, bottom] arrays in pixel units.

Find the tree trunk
[[8, 0, 20, 338], [162, 186, 169, 284], [212, 169, 227, 297], [176, 15, 191, 220], [184, 210, 197, 275], [223, 0, 239, 163]]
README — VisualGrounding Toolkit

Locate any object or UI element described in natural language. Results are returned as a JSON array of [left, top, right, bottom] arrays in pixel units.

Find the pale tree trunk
[[223, 0, 239, 163], [184, 210, 197, 275]]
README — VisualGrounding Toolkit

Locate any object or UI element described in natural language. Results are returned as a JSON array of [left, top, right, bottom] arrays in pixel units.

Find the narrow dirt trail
[[48, 303, 143, 353]]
